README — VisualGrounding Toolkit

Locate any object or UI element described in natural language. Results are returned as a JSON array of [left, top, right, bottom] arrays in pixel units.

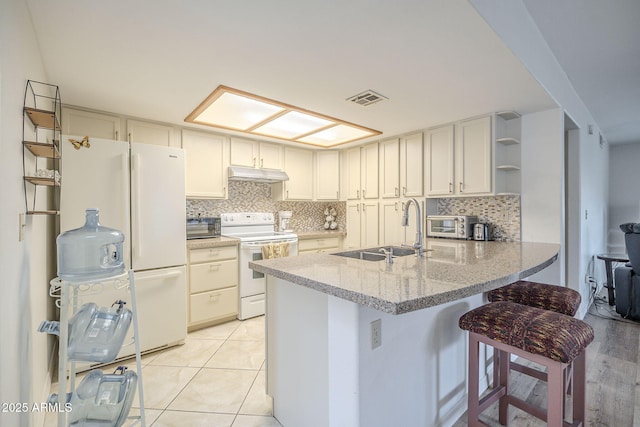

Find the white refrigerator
[[60, 136, 187, 368]]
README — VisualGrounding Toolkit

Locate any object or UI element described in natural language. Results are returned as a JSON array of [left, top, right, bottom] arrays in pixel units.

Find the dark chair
[[614, 223, 640, 319]]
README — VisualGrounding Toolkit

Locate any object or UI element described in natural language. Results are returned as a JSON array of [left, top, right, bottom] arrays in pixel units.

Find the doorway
[[564, 113, 580, 292]]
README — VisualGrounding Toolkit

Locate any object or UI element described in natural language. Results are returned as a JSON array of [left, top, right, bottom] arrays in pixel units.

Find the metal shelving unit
[[43, 270, 146, 427], [22, 80, 62, 215]]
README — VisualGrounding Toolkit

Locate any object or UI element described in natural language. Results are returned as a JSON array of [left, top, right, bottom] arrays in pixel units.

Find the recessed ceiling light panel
[[185, 85, 382, 147], [192, 91, 284, 130], [298, 124, 375, 147], [253, 111, 334, 139]]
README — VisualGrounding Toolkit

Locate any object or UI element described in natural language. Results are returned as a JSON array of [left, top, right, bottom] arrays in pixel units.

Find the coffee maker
[[278, 211, 293, 232]]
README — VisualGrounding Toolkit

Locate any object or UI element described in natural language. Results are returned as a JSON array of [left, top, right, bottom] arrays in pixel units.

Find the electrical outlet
[[371, 319, 382, 349]]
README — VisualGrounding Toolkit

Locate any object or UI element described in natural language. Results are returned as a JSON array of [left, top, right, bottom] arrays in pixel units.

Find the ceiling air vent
[[347, 90, 388, 107]]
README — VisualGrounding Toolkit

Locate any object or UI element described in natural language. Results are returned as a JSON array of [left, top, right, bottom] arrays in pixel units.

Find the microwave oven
[[426, 215, 477, 239], [186, 217, 221, 240]]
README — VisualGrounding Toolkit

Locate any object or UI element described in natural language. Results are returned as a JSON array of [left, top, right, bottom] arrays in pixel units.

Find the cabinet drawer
[[189, 259, 238, 293], [189, 245, 237, 264], [298, 237, 341, 252], [190, 287, 238, 324]]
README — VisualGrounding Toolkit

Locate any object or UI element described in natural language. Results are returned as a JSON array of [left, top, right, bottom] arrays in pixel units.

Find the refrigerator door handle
[[122, 153, 130, 242], [134, 270, 181, 282], [132, 153, 142, 261]]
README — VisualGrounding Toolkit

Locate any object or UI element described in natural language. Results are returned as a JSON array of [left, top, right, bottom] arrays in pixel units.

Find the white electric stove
[[221, 212, 298, 320]]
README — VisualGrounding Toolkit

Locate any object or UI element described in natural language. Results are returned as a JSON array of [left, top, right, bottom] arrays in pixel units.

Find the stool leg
[[468, 333, 481, 426], [547, 361, 564, 427], [498, 349, 510, 425], [572, 352, 586, 425], [493, 349, 499, 388]]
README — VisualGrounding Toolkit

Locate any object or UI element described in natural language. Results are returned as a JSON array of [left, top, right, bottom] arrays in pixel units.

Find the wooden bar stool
[[487, 281, 582, 389], [459, 301, 594, 427]]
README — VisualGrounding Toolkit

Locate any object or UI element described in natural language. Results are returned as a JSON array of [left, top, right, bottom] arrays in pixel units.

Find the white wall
[[608, 143, 640, 252], [520, 109, 564, 285], [1, 1, 56, 426], [470, 0, 611, 316]]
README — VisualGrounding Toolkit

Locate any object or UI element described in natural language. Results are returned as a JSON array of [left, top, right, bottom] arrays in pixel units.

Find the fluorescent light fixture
[[185, 85, 381, 147]]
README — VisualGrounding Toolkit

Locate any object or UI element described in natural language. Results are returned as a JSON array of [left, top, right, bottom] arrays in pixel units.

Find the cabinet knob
[[260, 158, 264, 168], [459, 182, 463, 192], [253, 157, 256, 167], [449, 182, 453, 193], [402, 186, 406, 195]]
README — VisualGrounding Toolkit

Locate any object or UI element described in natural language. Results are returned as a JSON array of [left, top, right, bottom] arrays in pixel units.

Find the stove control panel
[[221, 212, 274, 226]]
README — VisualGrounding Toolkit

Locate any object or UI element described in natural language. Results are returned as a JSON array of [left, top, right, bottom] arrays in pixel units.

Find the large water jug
[[57, 208, 125, 281], [68, 366, 137, 427]]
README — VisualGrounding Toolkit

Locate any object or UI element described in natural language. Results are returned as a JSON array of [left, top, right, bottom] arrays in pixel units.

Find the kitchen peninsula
[[250, 239, 559, 427]]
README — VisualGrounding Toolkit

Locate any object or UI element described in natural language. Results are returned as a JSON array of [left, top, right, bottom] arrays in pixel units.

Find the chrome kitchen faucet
[[402, 198, 424, 257]]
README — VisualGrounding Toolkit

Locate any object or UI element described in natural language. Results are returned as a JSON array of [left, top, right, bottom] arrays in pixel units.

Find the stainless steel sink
[[331, 250, 387, 261], [331, 246, 416, 262], [363, 246, 416, 257]]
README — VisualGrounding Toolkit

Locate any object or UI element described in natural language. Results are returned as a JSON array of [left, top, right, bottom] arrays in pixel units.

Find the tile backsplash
[[187, 181, 346, 232], [435, 195, 521, 241]]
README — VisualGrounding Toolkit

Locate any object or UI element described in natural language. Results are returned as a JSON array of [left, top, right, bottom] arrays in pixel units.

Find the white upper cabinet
[[126, 119, 174, 147], [426, 116, 492, 197], [62, 107, 121, 140], [315, 150, 340, 200], [361, 143, 379, 199], [259, 142, 283, 170], [343, 143, 378, 201], [455, 116, 492, 195], [426, 125, 455, 196], [400, 132, 424, 197], [380, 138, 400, 198], [344, 147, 362, 200], [280, 146, 314, 200], [230, 137, 283, 170], [182, 129, 229, 199]]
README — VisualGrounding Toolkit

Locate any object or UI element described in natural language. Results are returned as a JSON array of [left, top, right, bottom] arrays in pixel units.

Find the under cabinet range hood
[[228, 165, 289, 183]]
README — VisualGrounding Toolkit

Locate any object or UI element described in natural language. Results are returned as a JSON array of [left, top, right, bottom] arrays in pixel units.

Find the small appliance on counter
[[186, 216, 221, 239], [473, 223, 492, 241], [426, 215, 477, 239], [278, 211, 293, 232]]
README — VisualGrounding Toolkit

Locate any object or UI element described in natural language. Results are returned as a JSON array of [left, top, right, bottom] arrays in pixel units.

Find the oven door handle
[[241, 238, 298, 247]]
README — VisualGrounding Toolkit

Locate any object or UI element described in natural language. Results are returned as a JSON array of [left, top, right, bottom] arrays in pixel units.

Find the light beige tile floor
[[46, 315, 282, 427]]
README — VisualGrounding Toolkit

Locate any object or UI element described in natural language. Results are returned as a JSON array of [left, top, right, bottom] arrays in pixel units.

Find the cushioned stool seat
[[487, 281, 582, 396], [488, 280, 581, 316], [459, 301, 594, 427]]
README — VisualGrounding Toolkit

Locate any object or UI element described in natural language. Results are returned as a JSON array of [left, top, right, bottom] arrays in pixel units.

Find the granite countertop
[[295, 230, 346, 239], [187, 236, 239, 249], [249, 239, 560, 315]]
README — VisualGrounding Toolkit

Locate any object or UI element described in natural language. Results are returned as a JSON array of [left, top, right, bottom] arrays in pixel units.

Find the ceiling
[[523, 0, 640, 145], [24, 0, 618, 149]]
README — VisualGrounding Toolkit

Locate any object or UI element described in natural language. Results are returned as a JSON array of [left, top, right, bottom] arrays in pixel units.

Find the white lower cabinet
[[187, 244, 238, 330], [298, 236, 342, 254]]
